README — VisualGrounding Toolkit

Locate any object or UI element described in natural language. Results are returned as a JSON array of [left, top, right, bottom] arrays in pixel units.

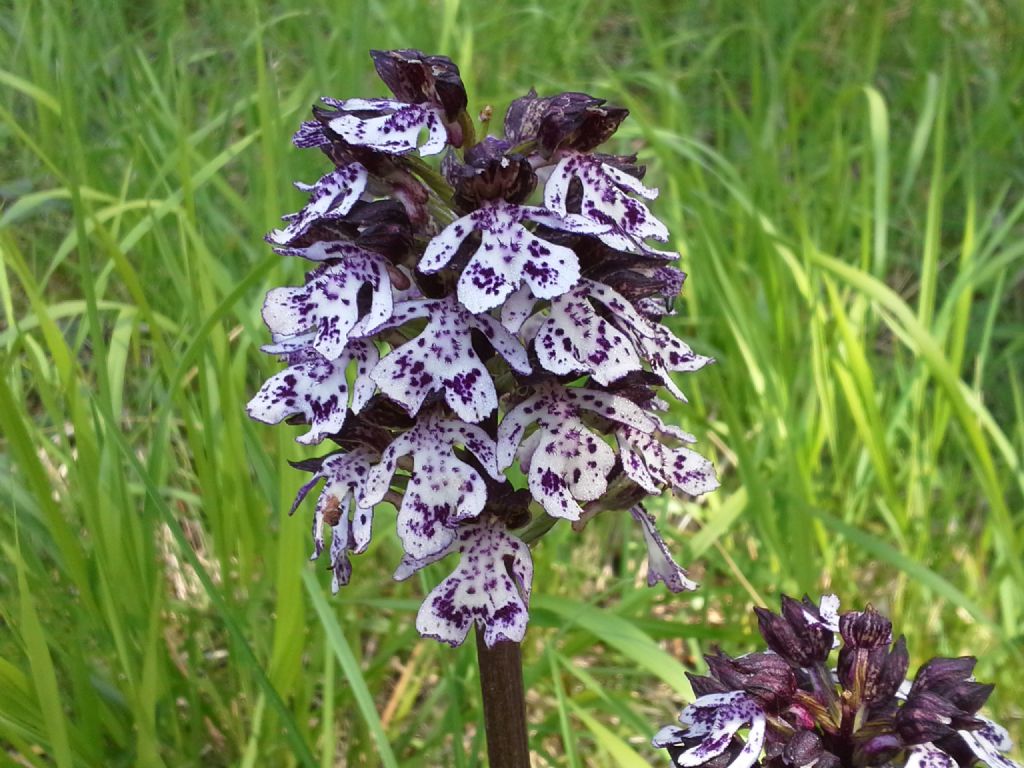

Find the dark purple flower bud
[[839, 607, 892, 649], [754, 594, 834, 666], [909, 655, 994, 715], [686, 672, 729, 698], [442, 137, 537, 207], [705, 651, 797, 710], [837, 631, 907, 705], [872, 635, 910, 702], [912, 656, 976, 693], [504, 89, 628, 153], [782, 729, 828, 768], [896, 691, 984, 745], [370, 49, 467, 121]]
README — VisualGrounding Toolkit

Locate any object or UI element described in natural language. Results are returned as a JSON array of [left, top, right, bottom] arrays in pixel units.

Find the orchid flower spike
[[248, 49, 719, 647]]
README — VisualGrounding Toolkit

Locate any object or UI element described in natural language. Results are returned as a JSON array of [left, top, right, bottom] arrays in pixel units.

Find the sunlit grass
[[1, 0, 1022, 765]]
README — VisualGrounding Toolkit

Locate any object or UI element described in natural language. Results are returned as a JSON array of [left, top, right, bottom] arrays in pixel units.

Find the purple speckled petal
[[561, 387, 657, 432], [271, 240, 377, 263], [500, 284, 536, 334], [545, 152, 669, 244], [326, 97, 447, 155], [261, 254, 394, 360], [658, 691, 766, 768], [960, 719, 1023, 768], [295, 448, 376, 592], [414, 522, 533, 648], [534, 279, 642, 385], [420, 202, 582, 312], [360, 414, 501, 558], [652, 725, 688, 749], [267, 163, 368, 246], [618, 417, 718, 497], [629, 506, 697, 592], [247, 340, 378, 445], [905, 744, 958, 768], [497, 383, 655, 519], [616, 320, 713, 401], [370, 297, 530, 422], [292, 120, 331, 149]]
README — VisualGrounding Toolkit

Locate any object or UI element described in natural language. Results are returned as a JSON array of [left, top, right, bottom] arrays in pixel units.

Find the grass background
[[2, 0, 1022, 765]]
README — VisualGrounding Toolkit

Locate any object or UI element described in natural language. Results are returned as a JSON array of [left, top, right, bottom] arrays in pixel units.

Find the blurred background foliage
[[1, 0, 1022, 765]]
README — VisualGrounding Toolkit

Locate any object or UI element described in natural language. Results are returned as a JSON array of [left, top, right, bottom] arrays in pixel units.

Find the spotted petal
[[290, 448, 376, 592], [960, 719, 1023, 768], [261, 254, 393, 360], [497, 384, 655, 520], [292, 120, 331, 149], [324, 97, 447, 155], [618, 418, 718, 497], [246, 340, 378, 445], [267, 163, 368, 246], [533, 278, 645, 384], [655, 691, 766, 768], [360, 415, 502, 558], [546, 151, 671, 252], [396, 522, 533, 648], [370, 297, 530, 422], [630, 506, 697, 592], [420, 201, 588, 312], [616, 320, 713, 401], [905, 744, 958, 768]]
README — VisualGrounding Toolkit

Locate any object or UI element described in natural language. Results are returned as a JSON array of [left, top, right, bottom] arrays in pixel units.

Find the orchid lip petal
[[246, 340, 378, 445], [261, 253, 394, 360], [618, 414, 718, 498], [630, 506, 698, 592], [655, 691, 766, 768], [368, 296, 530, 423], [325, 98, 448, 155], [411, 521, 533, 648], [420, 201, 583, 313], [292, 448, 376, 593], [361, 414, 500, 559], [267, 163, 368, 245], [959, 719, 1023, 768], [544, 151, 670, 249], [496, 383, 656, 520]]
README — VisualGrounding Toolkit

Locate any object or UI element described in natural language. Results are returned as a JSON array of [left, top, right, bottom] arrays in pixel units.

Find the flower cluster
[[248, 49, 718, 647], [654, 595, 1021, 768]]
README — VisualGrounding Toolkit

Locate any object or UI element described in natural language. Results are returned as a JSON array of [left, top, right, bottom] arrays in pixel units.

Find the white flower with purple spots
[[618, 417, 719, 497], [958, 719, 1023, 768], [616, 319, 713, 402], [368, 296, 531, 422], [545, 151, 678, 257], [267, 163, 368, 246], [497, 384, 655, 520], [395, 521, 533, 647], [261, 253, 394, 360], [322, 97, 448, 156], [629, 506, 697, 592], [545, 151, 666, 237], [246, 338, 378, 445], [906, 743, 957, 768], [419, 200, 606, 313], [532, 279, 642, 384], [653, 691, 766, 768], [291, 448, 376, 592], [360, 414, 502, 558]]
